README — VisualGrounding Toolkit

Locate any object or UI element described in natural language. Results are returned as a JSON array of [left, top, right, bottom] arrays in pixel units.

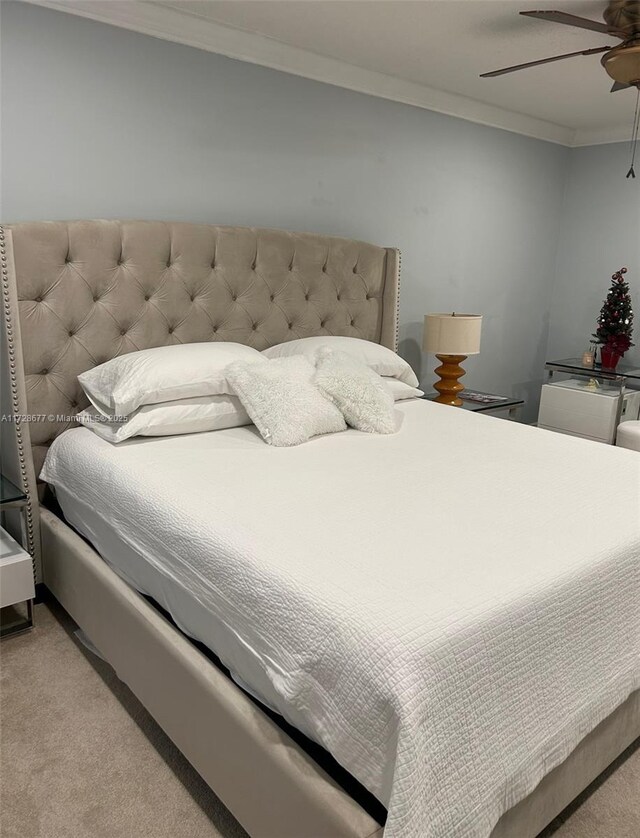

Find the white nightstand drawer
[[0, 526, 35, 608]]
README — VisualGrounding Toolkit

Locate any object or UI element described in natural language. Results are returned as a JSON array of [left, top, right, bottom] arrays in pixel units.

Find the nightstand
[[424, 390, 524, 419], [541, 359, 640, 444], [1, 473, 35, 637]]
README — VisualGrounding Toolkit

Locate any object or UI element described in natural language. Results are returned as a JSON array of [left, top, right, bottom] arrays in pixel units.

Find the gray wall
[[548, 143, 640, 367], [1, 2, 571, 420]]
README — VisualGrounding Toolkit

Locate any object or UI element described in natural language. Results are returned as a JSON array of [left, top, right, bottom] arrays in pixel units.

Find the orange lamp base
[[433, 354, 467, 406]]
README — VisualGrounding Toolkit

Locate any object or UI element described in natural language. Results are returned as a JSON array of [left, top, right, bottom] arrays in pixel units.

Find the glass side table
[[545, 358, 640, 430], [423, 390, 524, 419], [0, 473, 35, 637], [546, 357, 640, 382]]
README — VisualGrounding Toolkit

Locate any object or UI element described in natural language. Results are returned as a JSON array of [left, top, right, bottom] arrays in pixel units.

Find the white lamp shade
[[423, 313, 482, 356]]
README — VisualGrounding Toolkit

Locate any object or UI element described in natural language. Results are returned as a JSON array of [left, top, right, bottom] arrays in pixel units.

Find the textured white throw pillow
[[263, 336, 419, 387], [226, 356, 346, 446], [79, 342, 263, 417], [315, 349, 397, 434], [76, 394, 251, 444]]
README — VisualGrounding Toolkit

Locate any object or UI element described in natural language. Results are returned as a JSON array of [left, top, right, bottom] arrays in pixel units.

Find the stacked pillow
[[76, 336, 422, 445], [76, 342, 261, 443], [263, 336, 423, 401]]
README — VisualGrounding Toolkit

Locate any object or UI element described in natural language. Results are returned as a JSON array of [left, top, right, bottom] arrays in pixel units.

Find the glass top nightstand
[[546, 358, 640, 383], [544, 358, 640, 433], [423, 390, 524, 418], [0, 474, 28, 507]]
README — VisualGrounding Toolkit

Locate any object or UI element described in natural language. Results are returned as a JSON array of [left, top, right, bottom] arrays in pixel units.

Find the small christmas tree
[[593, 267, 634, 356]]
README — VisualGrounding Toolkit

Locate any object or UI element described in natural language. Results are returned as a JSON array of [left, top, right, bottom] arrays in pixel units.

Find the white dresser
[[538, 379, 640, 445]]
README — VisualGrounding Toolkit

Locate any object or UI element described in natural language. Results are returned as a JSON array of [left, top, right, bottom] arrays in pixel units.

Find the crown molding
[[572, 125, 631, 146], [24, 0, 625, 148]]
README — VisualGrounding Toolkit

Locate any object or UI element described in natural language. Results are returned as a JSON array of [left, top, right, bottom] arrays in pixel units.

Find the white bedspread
[[41, 400, 640, 837]]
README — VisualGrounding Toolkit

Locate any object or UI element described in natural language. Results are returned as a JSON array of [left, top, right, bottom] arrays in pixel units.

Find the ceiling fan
[[480, 1, 640, 92]]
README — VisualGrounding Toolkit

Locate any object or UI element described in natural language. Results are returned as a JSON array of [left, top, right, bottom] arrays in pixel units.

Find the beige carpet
[[1, 601, 248, 838], [1, 601, 638, 838]]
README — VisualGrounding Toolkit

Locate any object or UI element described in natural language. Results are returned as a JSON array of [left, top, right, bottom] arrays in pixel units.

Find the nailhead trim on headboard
[[395, 249, 402, 351], [0, 225, 36, 575]]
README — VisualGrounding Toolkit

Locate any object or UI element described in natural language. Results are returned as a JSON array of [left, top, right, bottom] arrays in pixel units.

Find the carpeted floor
[[1, 601, 638, 838]]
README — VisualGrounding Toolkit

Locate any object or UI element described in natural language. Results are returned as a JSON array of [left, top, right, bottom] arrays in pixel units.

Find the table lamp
[[423, 313, 483, 405]]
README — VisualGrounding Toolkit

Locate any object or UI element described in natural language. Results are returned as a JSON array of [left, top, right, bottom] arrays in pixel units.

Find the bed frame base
[[41, 507, 639, 838]]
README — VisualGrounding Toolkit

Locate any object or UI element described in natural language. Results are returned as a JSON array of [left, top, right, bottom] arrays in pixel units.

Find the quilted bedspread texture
[[41, 399, 640, 837]]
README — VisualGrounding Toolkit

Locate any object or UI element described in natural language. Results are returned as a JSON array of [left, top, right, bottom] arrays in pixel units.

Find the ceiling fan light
[[603, 0, 640, 36], [602, 43, 640, 83]]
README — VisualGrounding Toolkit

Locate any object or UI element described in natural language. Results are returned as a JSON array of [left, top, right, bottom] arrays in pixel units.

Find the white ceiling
[[30, 1, 640, 145]]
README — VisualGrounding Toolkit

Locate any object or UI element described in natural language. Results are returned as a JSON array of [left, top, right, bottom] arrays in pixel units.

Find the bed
[[1, 220, 638, 838]]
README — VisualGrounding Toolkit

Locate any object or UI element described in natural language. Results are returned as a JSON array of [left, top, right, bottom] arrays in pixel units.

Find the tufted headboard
[[0, 220, 400, 575]]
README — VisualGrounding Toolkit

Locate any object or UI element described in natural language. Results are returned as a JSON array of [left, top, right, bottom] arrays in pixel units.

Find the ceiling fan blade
[[480, 46, 612, 78], [520, 10, 626, 38], [611, 81, 631, 92]]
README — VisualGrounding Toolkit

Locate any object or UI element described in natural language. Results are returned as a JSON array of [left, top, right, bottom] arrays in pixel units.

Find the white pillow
[[382, 378, 424, 401], [76, 394, 251, 443], [314, 349, 397, 434], [263, 336, 419, 387], [225, 356, 346, 447], [78, 342, 263, 417]]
